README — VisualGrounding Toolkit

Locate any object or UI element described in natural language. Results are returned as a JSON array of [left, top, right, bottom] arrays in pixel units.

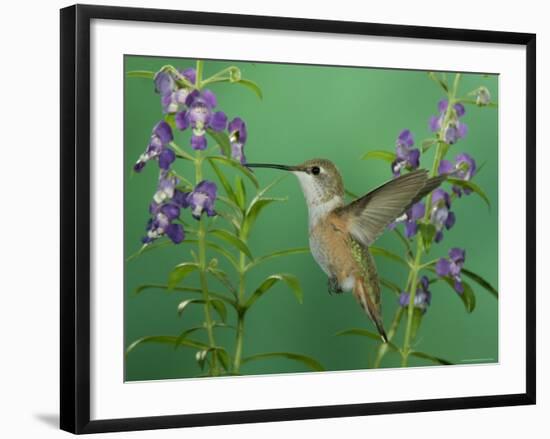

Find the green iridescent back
[[349, 237, 381, 306]]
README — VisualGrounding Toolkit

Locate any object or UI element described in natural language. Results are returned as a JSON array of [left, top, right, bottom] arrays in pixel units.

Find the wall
[[0, 0, 545, 438]]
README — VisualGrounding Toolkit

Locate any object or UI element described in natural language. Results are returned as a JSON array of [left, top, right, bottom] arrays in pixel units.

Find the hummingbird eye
[[311, 166, 321, 175]]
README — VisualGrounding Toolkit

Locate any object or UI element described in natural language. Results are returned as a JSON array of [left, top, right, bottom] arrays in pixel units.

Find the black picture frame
[[60, 4, 536, 434]]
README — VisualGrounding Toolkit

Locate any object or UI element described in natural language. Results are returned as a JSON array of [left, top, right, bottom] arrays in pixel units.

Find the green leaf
[[175, 323, 235, 349], [208, 267, 238, 296], [210, 299, 228, 322], [176, 298, 226, 322], [236, 79, 263, 100], [177, 298, 205, 316], [126, 240, 173, 261], [216, 348, 231, 371], [459, 98, 498, 108], [126, 335, 207, 356], [410, 307, 424, 341], [421, 138, 438, 153], [206, 129, 232, 157], [207, 156, 259, 189], [418, 223, 436, 252], [208, 159, 238, 205], [336, 328, 399, 351], [217, 195, 243, 218], [195, 349, 209, 370], [234, 175, 247, 210], [205, 241, 239, 270], [447, 178, 491, 211], [360, 150, 397, 163], [168, 262, 200, 289], [133, 283, 235, 306], [428, 71, 449, 93], [379, 277, 401, 295], [410, 351, 453, 365], [126, 70, 155, 79], [370, 246, 409, 268], [441, 277, 476, 313], [243, 352, 324, 371], [462, 268, 498, 298], [213, 210, 241, 235], [209, 228, 253, 260], [393, 229, 413, 258], [245, 273, 303, 309], [245, 247, 310, 272], [195, 347, 231, 371]]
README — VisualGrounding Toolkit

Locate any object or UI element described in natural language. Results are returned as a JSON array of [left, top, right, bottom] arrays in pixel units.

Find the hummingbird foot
[[327, 277, 344, 295]]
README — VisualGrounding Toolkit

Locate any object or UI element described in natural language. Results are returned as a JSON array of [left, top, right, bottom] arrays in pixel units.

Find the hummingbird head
[[248, 158, 345, 211]]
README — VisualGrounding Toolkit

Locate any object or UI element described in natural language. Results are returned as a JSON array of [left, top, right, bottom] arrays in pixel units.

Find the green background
[[124, 56, 498, 381]]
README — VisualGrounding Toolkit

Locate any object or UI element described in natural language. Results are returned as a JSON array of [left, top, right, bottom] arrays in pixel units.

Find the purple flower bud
[[397, 129, 414, 148], [474, 87, 491, 106], [134, 121, 175, 172], [228, 117, 248, 164], [454, 102, 465, 117], [430, 189, 455, 242], [391, 129, 420, 177], [154, 71, 175, 96], [153, 172, 178, 204], [179, 67, 196, 85], [398, 276, 432, 313], [428, 99, 467, 144]]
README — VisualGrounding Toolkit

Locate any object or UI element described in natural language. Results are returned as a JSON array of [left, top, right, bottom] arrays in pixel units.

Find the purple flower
[[389, 202, 425, 238], [153, 171, 178, 204], [175, 90, 227, 150], [430, 189, 456, 243], [143, 202, 185, 244], [181, 180, 217, 220], [134, 121, 175, 172], [154, 68, 196, 114], [436, 248, 466, 294], [391, 129, 420, 177], [398, 276, 432, 313], [142, 172, 186, 244], [438, 153, 477, 197], [228, 117, 248, 164], [429, 99, 468, 145]]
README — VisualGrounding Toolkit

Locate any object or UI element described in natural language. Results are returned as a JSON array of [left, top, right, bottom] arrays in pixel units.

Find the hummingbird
[[247, 159, 445, 343]]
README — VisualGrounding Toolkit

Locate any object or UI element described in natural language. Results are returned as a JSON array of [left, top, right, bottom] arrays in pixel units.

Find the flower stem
[[233, 246, 247, 373], [194, 149, 218, 375], [195, 60, 204, 90], [373, 307, 404, 368]]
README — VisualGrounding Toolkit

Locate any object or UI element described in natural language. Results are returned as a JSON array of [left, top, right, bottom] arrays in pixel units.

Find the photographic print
[[124, 56, 499, 381]]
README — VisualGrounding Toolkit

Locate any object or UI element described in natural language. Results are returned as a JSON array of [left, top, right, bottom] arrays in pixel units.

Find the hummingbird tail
[[353, 278, 388, 343]]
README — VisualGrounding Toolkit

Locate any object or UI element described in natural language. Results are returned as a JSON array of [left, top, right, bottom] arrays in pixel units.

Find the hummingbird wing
[[336, 169, 434, 247]]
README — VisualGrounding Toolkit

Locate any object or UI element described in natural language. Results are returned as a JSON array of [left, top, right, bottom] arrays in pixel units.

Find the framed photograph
[[60, 4, 536, 434]]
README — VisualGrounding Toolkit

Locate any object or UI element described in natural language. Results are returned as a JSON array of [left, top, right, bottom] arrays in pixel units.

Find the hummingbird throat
[[294, 172, 344, 227]]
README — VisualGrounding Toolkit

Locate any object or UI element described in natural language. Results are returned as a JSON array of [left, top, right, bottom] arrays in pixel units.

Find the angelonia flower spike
[[132, 65, 254, 247], [368, 71, 495, 368]]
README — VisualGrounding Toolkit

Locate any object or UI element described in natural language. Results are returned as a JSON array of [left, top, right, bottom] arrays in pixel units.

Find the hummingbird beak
[[246, 163, 303, 172]]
